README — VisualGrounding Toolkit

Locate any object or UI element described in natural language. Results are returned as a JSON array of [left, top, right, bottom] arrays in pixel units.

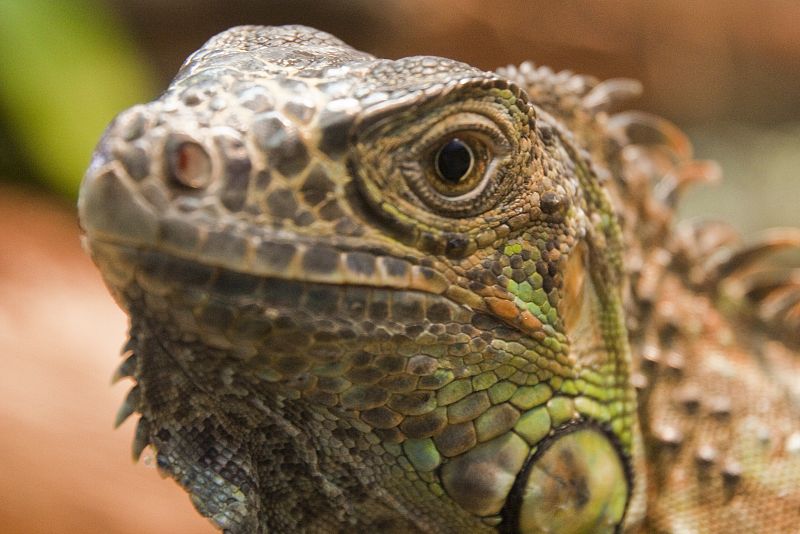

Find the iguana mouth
[[88, 239, 478, 355], [87, 234, 452, 300]]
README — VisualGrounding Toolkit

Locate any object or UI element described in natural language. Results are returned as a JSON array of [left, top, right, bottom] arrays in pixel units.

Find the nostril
[[166, 134, 212, 189]]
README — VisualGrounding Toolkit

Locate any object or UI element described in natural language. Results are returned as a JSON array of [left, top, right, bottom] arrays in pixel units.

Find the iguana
[[78, 25, 800, 533]]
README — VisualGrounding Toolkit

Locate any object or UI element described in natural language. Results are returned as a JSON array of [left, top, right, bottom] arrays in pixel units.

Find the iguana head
[[80, 25, 639, 533]]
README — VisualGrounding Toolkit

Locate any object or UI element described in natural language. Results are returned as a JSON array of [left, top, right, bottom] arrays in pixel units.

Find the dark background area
[[0, 2, 797, 533]]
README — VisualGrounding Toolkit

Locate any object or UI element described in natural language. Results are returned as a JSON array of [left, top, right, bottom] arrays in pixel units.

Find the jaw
[[95, 240, 498, 532], [87, 238, 475, 356], [91, 232, 639, 527]]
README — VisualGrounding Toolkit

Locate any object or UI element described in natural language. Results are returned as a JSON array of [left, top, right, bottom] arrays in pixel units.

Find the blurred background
[[0, 1, 797, 532]]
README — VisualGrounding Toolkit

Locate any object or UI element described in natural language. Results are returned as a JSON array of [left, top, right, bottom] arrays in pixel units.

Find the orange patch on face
[[485, 296, 544, 336], [485, 296, 519, 321], [519, 310, 543, 331]]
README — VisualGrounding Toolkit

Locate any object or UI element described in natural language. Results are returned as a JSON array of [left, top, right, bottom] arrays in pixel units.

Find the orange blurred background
[[0, 1, 797, 532]]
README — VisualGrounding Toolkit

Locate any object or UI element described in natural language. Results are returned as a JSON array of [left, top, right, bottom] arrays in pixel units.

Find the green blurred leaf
[[0, 0, 155, 198]]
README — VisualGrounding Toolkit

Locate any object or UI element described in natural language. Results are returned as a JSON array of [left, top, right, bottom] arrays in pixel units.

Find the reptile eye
[[392, 112, 513, 218], [426, 134, 490, 198], [435, 138, 473, 183]]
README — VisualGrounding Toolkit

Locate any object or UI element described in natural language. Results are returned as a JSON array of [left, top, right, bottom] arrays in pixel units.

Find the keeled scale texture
[[79, 25, 800, 533]]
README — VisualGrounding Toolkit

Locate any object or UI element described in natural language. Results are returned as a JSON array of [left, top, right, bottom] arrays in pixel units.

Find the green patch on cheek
[[507, 280, 562, 329], [403, 437, 441, 472]]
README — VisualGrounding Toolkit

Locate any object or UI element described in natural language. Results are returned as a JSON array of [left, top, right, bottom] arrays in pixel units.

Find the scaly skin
[[78, 26, 800, 533]]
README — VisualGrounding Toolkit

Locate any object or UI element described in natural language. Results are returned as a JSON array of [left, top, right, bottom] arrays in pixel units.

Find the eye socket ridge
[[390, 110, 516, 218]]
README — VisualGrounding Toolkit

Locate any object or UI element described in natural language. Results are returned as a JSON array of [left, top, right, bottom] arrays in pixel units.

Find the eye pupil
[[435, 138, 473, 183]]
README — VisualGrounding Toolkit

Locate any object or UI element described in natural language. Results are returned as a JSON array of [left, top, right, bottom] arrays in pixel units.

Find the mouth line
[[86, 235, 463, 308], [94, 237, 485, 365]]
